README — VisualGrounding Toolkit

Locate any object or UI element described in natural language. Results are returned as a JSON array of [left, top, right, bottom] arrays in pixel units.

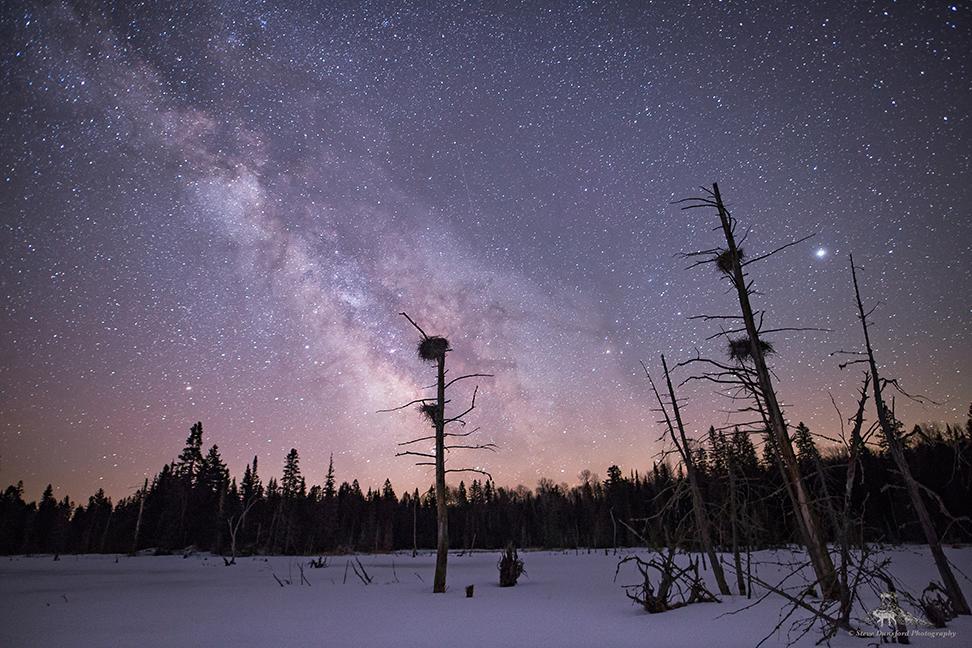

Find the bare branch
[[444, 373, 494, 389], [395, 450, 436, 459], [376, 397, 438, 414], [741, 233, 816, 267], [444, 468, 493, 480], [445, 443, 498, 452], [444, 385, 479, 424], [399, 311, 430, 339]]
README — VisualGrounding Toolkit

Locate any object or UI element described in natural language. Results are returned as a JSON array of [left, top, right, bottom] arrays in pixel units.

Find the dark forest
[[4, 411, 970, 558]]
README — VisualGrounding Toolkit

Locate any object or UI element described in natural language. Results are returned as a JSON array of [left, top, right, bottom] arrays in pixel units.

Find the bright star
[[815, 248, 828, 259]]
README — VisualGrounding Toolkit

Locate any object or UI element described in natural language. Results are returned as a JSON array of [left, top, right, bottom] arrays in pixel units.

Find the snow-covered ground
[[1, 546, 969, 647]]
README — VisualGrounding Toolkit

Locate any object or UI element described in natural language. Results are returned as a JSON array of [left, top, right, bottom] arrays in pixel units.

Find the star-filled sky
[[1, 1, 970, 501]]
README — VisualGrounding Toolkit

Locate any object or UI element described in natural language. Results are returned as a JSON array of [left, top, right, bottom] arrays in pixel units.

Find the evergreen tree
[[240, 458, 258, 503], [33, 484, 59, 553], [323, 454, 336, 500], [199, 445, 229, 495], [730, 427, 759, 475], [794, 422, 821, 468], [177, 422, 205, 481], [706, 427, 727, 476], [281, 449, 302, 499]]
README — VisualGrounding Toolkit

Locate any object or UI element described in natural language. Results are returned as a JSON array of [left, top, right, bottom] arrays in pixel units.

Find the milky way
[[1, 1, 970, 500]]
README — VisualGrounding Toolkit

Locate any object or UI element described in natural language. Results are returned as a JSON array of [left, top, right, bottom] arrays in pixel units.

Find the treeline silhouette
[[2, 412, 971, 557]]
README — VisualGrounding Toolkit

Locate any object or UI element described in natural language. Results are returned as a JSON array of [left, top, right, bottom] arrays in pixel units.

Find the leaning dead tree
[[642, 355, 731, 596], [676, 183, 838, 600], [380, 312, 494, 593], [840, 255, 971, 615]]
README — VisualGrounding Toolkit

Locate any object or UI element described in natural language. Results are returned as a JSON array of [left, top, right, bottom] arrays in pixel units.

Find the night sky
[[1, 1, 970, 501]]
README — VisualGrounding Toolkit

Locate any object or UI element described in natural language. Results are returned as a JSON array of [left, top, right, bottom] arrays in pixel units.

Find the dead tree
[[642, 356, 731, 596], [832, 373, 873, 624], [616, 549, 720, 613], [842, 255, 970, 615], [381, 312, 494, 593], [713, 429, 748, 596], [676, 183, 838, 600], [130, 478, 148, 556], [412, 494, 418, 558], [498, 543, 525, 587], [224, 495, 259, 566]]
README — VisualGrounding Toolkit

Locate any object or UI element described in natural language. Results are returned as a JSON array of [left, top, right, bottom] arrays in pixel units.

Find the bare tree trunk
[[610, 507, 618, 554], [839, 374, 869, 624], [728, 464, 746, 595], [216, 486, 226, 554], [656, 355, 731, 596], [412, 496, 418, 558], [850, 255, 970, 615], [99, 508, 113, 553], [131, 478, 147, 556], [433, 353, 449, 593], [711, 183, 837, 599], [387, 313, 493, 593], [225, 497, 257, 566]]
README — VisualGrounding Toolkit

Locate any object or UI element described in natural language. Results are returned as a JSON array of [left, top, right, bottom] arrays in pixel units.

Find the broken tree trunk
[[850, 255, 970, 615], [839, 373, 870, 624]]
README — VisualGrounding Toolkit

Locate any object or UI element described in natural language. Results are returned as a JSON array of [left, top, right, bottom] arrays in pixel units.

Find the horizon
[[8, 405, 972, 504]]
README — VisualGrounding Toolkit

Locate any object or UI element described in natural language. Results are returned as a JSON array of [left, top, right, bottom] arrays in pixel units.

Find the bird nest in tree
[[418, 402, 439, 424], [417, 336, 451, 362], [715, 248, 744, 274], [727, 336, 775, 362]]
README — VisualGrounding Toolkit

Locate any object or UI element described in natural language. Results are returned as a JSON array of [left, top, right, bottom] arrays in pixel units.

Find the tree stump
[[499, 544, 524, 587]]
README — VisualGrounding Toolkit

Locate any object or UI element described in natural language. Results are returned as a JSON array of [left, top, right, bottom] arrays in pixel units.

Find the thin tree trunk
[[659, 355, 731, 596], [131, 478, 147, 556], [840, 375, 868, 624], [850, 255, 970, 615], [412, 497, 418, 558], [728, 465, 746, 595], [610, 507, 618, 555], [216, 486, 226, 553], [711, 183, 837, 599], [433, 354, 449, 593]]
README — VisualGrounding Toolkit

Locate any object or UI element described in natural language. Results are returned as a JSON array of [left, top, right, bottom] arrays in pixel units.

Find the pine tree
[[240, 459, 260, 503], [793, 422, 820, 468], [730, 427, 759, 475], [323, 454, 336, 500], [281, 449, 302, 499], [382, 479, 396, 501], [707, 427, 727, 476], [34, 485, 59, 553], [177, 422, 205, 481], [199, 445, 229, 494]]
